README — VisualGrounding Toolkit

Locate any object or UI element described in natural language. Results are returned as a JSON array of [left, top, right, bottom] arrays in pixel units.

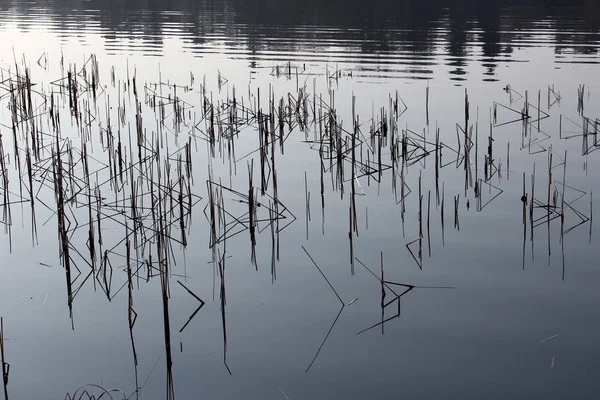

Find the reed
[[248, 161, 257, 268], [418, 171, 423, 261], [441, 182, 445, 246], [506, 141, 510, 180], [52, 141, 74, 327], [560, 151, 567, 241], [0, 317, 8, 400], [547, 145, 553, 256], [125, 222, 139, 400], [577, 84, 585, 115], [350, 99, 358, 272], [305, 171, 310, 241], [426, 81, 430, 126], [0, 134, 12, 252], [531, 163, 536, 244], [435, 126, 440, 205], [522, 172, 527, 224], [454, 194, 459, 231], [217, 253, 230, 377], [302, 246, 345, 372], [427, 190, 431, 257]]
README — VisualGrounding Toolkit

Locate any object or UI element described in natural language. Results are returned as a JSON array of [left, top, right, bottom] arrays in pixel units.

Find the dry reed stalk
[[25, 146, 37, 245], [218, 250, 232, 374], [248, 161, 257, 268], [547, 145, 553, 256], [523, 172, 527, 224], [531, 163, 536, 243], [561, 151, 567, 241], [418, 171, 423, 260], [269, 201, 277, 283], [464, 88, 469, 139], [125, 222, 139, 400], [350, 104, 358, 272], [52, 144, 73, 327], [426, 81, 430, 126], [507, 141, 510, 180], [0, 135, 12, 252], [0, 317, 8, 400], [523, 176, 528, 270], [305, 171, 310, 241], [178, 156, 186, 247], [441, 182, 445, 246], [380, 251, 385, 333], [427, 190, 431, 257], [435, 127, 440, 205], [524, 90, 529, 119], [454, 194, 459, 231], [537, 89, 541, 131], [156, 165, 175, 399], [320, 142, 325, 235]]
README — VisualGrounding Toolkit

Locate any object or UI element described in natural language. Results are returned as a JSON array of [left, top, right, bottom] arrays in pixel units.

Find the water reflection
[[1, 0, 599, 80]]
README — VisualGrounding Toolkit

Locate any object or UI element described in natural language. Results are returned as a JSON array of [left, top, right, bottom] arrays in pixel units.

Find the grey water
[[0, 1, 599, 399]]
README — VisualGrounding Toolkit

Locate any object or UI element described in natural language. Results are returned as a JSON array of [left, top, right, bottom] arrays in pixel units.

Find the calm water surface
[[0, 1, 599, 399]]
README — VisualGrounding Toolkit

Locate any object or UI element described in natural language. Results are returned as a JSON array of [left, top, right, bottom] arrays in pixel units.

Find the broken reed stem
[[380, 251, 385, 334], [0, 133, 12, 252], [248, 161, 257, 268], [52, 143, 74, 327], [454, 194, 459, 231], [507, 141, 510, 180], [418, 171, 423, 260], [218, 251, 231, 375], [25, 146, 37, 245], [522, 175, 527, 270], [435, 126, 440, 205], [0, 317, 8, 400], [125, 222, 139, 400], [271, 118, 280, 262], [302, 246, 344, 306], [426, 81, 430, 126], [305, 171, 310, 241], [427, 190, 431, 257], [350, 106, 358, 272], [531, 162, 536, 239], [475, 109, 479, 189], [561, 150, 567, 241], [349, 203, 354, 273], [401, 156, 406, 215], [155, 157, 175, 399], [464, 88, 469, 137], [537, 89, 541, 131], [522, 172, 527, 225], [547, 145, 553, 256], [270, 201, 277, 283], [441, 182, 445, 246]]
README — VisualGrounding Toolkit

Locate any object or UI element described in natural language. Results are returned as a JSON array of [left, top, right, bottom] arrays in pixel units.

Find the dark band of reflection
[[1, 0, 600, 80]]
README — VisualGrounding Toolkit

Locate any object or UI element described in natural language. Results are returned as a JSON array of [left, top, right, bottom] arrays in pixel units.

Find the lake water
[[0, 1, 599, 399]]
